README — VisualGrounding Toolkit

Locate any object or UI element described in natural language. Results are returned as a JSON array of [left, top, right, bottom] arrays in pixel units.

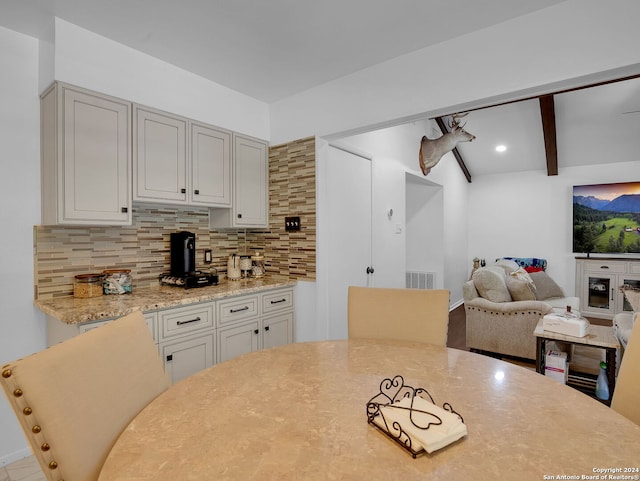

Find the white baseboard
[[0, 447, 32, 467]]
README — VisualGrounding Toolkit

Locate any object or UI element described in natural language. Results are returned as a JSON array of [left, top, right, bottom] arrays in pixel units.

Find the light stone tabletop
[[98, 340, 640, 481]]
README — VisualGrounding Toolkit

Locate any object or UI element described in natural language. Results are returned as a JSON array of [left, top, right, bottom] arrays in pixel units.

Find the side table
[[534, 319, 620, 404]]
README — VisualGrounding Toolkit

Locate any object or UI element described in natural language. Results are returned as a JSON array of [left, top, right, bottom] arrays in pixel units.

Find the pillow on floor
[[529, 271, 564, 300], [472, 266, 512, 303]]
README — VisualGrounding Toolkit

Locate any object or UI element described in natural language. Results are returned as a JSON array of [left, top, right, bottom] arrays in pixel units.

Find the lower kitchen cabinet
[[218, 320, 260, 363], [217, 287, 295, 363], [262, 312, 294, 350], [159, 332, 215, 384], [44, 285, 294, 384]]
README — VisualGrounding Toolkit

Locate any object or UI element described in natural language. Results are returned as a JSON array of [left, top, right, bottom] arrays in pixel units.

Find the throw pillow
[[472, 266, 512, 303], [494, 259, 519, 275], [529, 271, 564, 300], [506, 276, 537, 301], [510, 267, 535, 285]]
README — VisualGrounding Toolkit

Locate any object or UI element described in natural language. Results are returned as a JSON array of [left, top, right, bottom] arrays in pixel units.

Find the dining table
[[98, 339, 640, 481]]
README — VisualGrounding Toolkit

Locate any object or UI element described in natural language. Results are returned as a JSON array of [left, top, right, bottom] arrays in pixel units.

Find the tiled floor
[[1, 456, 45, 481]]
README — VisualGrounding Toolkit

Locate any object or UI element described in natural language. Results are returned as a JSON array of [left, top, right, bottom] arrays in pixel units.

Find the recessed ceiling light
[[495, 145, 507, 152]]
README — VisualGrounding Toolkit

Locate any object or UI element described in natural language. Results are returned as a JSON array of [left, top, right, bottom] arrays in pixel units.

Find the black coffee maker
[[170, 231, 196, 277]]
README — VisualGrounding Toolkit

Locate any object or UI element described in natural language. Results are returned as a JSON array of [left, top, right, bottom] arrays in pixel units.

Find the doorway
[[405, 173, 444, 289]]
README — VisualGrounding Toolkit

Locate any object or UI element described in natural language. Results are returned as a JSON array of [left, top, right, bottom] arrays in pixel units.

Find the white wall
[[270, 0, 640, 145], [467, 160, 640, 295], [0, 26, 45, 466], [53, 19, 270, 141]]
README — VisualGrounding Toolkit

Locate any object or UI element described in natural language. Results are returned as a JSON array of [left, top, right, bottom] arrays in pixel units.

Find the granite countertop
[[35, 277, 296, 324]]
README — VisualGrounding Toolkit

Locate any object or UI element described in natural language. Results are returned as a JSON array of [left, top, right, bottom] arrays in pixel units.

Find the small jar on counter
[[103, 269, 133, 294], [74, 274, 105, 298]]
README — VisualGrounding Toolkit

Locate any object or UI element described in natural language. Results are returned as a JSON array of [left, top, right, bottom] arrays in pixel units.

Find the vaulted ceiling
[[439, 76, 640, 180], [1, 0, 638, 180]]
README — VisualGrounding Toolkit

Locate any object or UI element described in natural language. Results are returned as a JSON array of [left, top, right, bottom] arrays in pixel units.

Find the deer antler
[[449, 112, 469, 129]]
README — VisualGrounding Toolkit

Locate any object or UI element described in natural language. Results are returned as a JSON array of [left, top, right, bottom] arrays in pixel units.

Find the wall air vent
[[405, 271, 435, 290]]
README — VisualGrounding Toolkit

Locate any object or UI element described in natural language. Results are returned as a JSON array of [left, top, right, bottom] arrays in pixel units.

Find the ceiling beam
[[435, 117, 472, 183], [539, 95, 558, 176]]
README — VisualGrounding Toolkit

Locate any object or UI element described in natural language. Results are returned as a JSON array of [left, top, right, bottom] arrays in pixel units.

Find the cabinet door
[[191, 122, 232, 207], [618, 275, 640, 313], [55, 85, 132, 224], [262, 312, 294, 350], [218, 320, 259, 363], [134, 105, 188, 203], [160, 332, 214, 384], [233, 134, 268, 226], [581, 273, 617, 317]]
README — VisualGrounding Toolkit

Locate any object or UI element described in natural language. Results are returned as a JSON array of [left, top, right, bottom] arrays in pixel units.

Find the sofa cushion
[[472, 266, 512, 303], [506, 276, 537, 301], [529, 271, 564, 300]]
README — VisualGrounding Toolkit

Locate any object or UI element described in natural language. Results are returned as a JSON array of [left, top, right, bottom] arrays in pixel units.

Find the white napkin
[[373, 395, 467, 453]]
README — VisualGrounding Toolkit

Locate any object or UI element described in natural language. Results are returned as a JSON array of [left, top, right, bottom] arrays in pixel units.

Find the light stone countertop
[[98, 339, 640, 481], [35, 277, 296, 324]]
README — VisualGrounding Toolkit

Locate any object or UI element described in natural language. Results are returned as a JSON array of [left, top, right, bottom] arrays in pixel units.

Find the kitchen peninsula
[[36, 278, 296, 383]]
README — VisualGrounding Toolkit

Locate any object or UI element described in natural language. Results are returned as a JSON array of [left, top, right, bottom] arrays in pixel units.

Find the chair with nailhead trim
[[611, 316, 640, 426], [1, 311, 170, 481]]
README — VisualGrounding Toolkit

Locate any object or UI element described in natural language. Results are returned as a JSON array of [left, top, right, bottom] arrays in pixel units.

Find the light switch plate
[[285, 216, 301, 231], [204, 249, 212, 263]]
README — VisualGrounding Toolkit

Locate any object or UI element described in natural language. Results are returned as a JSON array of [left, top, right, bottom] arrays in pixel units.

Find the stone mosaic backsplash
[[34, 137, 316, 300]]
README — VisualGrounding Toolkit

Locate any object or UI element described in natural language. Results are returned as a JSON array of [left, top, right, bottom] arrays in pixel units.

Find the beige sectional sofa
[[463, 259, 579, 360]]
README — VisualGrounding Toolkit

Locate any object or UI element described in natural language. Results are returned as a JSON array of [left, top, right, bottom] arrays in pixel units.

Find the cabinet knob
[[264, 326, 270, 332], [194, 189, 200, 195], [237, 213, 242, 219], [121, 207, 128, 213], [166, 354, 173, 362], [254, 329, 259, 335], [181, 188, 186, 194]]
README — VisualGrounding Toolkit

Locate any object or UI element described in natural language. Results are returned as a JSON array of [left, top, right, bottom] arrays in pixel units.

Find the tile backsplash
[[34, 136, 316, 300]]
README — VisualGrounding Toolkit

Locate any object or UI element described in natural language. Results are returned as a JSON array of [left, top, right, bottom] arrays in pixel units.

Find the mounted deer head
[[419, 113, 476, 176]]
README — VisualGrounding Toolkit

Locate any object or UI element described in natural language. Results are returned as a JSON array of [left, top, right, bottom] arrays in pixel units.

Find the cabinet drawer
[[583, 261, 626, 274], [79, 312, 157, 343], [262, 289, 293, 314], [628, 263, 640, 274], [218, 295, 259, 325], [159, 303, 214, 341]]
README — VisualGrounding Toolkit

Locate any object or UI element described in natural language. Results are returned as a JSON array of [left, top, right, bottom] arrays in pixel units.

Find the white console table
[[575, 257, 640, 319]]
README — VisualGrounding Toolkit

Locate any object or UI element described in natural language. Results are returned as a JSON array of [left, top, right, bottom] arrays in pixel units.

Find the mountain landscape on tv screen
[[573, 194, 640, 213], [573, 191, 640, 254]]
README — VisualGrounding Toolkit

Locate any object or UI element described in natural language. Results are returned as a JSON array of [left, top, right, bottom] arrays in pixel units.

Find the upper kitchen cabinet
[[191, 121, 232, 207], [210, 134, 268, 228], [133, 105, 188, 204], [41, 82, 132, 225], [133, 105, 232, 208]]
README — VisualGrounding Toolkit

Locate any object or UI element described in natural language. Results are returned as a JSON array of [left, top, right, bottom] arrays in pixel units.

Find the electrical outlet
[[285, 216, 301, 231], [204, 249, 212, 263]]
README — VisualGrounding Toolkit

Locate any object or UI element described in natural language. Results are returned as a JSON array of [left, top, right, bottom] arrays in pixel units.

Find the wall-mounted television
[[573, 181, 640, 254]]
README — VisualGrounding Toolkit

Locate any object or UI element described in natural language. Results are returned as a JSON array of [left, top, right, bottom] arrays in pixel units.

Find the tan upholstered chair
[[348, 286, 450, 346], [611, 316, 640, 425], [1, 311, 171, 481]]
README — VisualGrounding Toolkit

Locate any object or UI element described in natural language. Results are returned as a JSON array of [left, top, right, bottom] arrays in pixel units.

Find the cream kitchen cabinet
[[210, 133, 268, 228], [133, 105, 231, 207], [40, 82, 132, 225], [575, 258, 640, 319], [46, 312, 157, 346], [157, 302, 216, 384], [159, 332, 215, 384], [217, 287, 294, 363]]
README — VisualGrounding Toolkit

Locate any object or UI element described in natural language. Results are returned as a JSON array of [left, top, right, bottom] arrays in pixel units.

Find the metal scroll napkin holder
[[366, 375, 463, 458]]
